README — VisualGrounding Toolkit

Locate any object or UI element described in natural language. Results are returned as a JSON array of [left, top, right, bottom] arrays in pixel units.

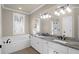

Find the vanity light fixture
[[40, 13, 51, 19], [49, 15, 52, 18], [43, 15, 46, 19], [54, 4, 72, 16], [40, 15, 43, 19], [54, 11, 60, 16], [45, 14, 49, 18], [66, 7, 72, 13], [60, 9, 65, 14]]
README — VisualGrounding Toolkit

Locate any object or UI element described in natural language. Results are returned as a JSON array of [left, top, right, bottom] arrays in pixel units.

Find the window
[[13, 13, 25, 35]]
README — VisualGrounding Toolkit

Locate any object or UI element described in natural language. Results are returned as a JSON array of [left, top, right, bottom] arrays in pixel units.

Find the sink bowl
[[68, 42, 79, 45], [53, 39, 68, 44]]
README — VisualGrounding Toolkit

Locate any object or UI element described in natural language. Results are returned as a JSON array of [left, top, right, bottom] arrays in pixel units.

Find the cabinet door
[[48, 47, 56, 54], [54, 44, 68, 54], [31, 37, 39, 51], [31, 39, 34, 48], [48, 41, 68, 54], [13, 40, 29, 52], [31, 37, 48, 54], [69, 48, 79, 54], [13, 36, 30, 52], [36, 38, 48, 54], [42, 40, 48, 54], [48, 42, 57, 54], [34, 38, 43, 53], [31, 37, 36, 48]]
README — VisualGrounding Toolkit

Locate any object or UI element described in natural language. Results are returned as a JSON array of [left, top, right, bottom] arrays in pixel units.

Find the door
[[62, 16, 72, 37]]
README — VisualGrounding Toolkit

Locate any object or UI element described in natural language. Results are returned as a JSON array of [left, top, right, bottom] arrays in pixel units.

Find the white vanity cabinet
[[13, 40, 29, 52], [31, 36, 39, 51], [31, 36, 48, 54], [69, 48, 79, 54], [39, 39, 48, 54], [48, 42, 56, 54], [31, 36, 79, 54], [48, 41, 68, 54], [12, 35, 30, 53], [53, 43, 68, 54], [31, 36, 69, 54], [2, 35, 30, 54], [36, 38, 44, 53]]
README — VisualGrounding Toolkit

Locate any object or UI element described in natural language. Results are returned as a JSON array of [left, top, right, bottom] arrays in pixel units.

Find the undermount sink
[[67, 42, 79, 45], [53, 39, 68, 44]]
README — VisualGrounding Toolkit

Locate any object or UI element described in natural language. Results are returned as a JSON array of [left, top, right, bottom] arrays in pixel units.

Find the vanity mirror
[[51, 16, 61, 36]]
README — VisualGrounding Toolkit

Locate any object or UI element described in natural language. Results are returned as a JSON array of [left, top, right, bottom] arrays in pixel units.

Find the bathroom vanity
[[30, 35, 79, 54]]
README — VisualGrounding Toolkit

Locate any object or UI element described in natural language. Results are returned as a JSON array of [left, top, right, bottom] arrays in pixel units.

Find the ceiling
[[2, 4, 79, 15], [3, 4, 45, 14]]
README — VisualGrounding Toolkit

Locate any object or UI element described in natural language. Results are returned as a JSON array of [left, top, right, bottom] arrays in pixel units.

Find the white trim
[[2, 4, 46, 15], [2, 5, 30, 15], [30, 4, 46, 14], [2, 4, 79, 15]]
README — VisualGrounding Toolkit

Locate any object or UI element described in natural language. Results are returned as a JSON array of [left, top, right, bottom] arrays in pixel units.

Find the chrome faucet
[[6, 39, 11, 43], [57, 35, 66, 40], [62, 35, 66, 40]]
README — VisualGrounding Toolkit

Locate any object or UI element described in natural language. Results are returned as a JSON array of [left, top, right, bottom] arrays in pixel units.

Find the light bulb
[[60, 9, 65, 14], [54, 11, 60, 16], [43, 15, 46, 19], [49, 15, 51, 18], [66, 7, 72, 13], [18, 7, 22, 10], [46, 14, 49, 18], [40, 15, 43, 19]]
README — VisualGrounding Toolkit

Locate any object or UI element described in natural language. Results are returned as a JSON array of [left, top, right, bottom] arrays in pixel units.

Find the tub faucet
[[6, 39, 11, 43], [62, 35, 66, 40]]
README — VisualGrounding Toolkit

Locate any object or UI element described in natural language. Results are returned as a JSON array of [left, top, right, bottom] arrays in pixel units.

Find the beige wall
[[2, 8, 29, 37], [29, 4, 65, 35], [0, 5, 1, 37], [29, 4, 55, 34]]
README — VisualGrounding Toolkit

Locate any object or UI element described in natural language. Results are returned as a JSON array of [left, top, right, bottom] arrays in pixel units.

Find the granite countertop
[[31, 35, 79, 50]]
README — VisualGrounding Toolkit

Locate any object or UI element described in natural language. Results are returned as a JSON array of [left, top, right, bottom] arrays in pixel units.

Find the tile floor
[[12, 47, 40, 54]]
